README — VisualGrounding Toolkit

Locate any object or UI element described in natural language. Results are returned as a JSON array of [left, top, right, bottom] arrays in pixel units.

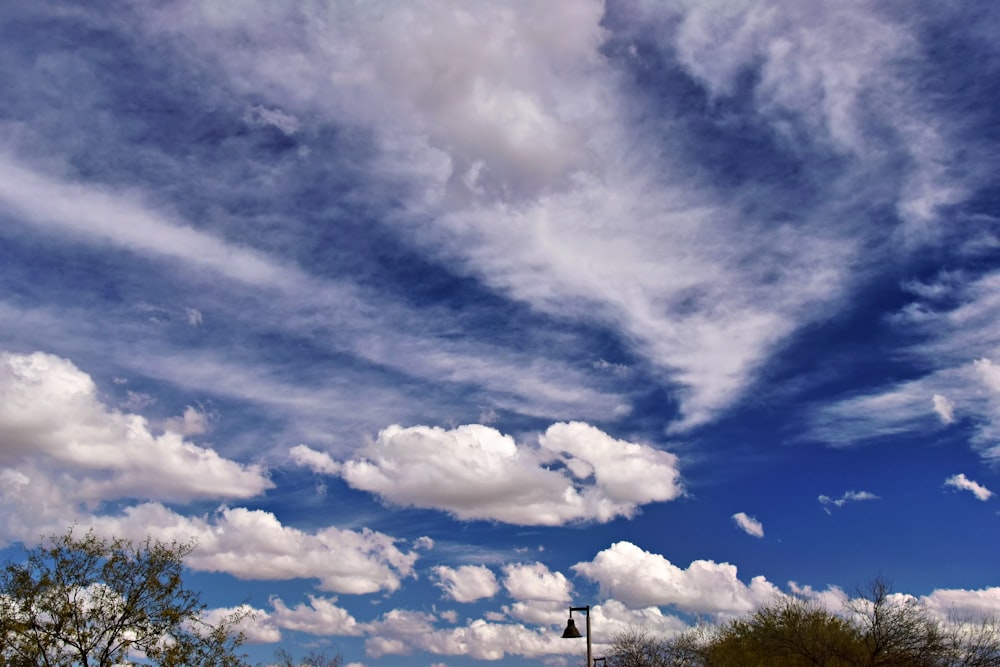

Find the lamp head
[[561, 617, 583, 639]]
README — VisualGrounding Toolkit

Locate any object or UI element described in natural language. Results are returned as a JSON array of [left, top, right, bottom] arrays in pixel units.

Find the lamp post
[[561, 605, 591, 667]]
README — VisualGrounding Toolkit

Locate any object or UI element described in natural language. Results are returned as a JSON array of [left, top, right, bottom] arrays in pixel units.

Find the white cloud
[[788, 582, 849, 613], [143, 0, 608, 198], [944, 473, 993, 501], [159, 405, 213, 436], [290, 444, 341, 476], [85, 503, 418, 595], [269, 595, 361, 636], [386, 599, 689, 659], [502, 562, 572, 602], [731, 512, 764, 538], [0, 351, 271, 519], [127, 0, 872, 433], [818, 490, 879, 514], [0, 352, 419, 592], [590, 599, 691, 643], [572, 541, 781, 615], [932, 393, 956, 424], [201, 604, 281, 644], [810, 273, 1000, 458], [920, 587, 1000, 623], [363, 612, 567, 661], [0, 157, 630, 432], [336, 422, 682, 526], [432, 565, 499, 603]]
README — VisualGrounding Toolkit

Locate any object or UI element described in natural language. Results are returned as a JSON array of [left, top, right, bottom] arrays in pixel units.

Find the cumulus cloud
[[502, 562, 572, 602], [920, 587, 1000, 623], [363, 612, 567, 661], [0, 351, 271, 518], [0, 351, 419, 592], [201, 605, 281, 644], [788, 582, 850, 613], [944, 473, 993, 501], [572, 541, 780, 615], [85, 503, 417, 595], [333, 421, 682, 525], [732, 512, 764, 538], [818, 490, 879, 514], [268, 595, 362, 636], [432, 565, 499, 603], [500, 562, 573, 625]]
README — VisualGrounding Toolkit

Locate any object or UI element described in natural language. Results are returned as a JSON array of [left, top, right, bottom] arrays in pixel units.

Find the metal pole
[[586, 607, 592, 667]]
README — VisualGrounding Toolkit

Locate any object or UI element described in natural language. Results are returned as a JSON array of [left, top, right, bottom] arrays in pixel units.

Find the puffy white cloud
[[201, 604, 281, 644], [0, 351, 271, 519], [433, 565, 499, 603], [920, 587, 1000, 623], [944, 473, 994, 501], [85, 503, 418, 595], [502, 562, 572, 602], [501, 562, 573, 626], [788, 582, 850, 613], [337, 422, 682, 525], [269, 595, 361, 636], [363, 613, 567, 661], [591, 599, 691, 643], [362, 600, 690, 661], [732, 512, 764, 538], [818, 490, 879, 514], [572, 541, 781, 615]]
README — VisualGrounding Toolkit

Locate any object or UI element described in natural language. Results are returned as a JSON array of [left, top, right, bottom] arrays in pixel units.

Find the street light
[[561, 605, 591, 667]]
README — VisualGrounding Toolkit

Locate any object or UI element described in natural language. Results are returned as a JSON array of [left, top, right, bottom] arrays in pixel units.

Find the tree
[[847, 578, 948, 667], [705, 597, 861, 667], [605, 577, 1000, 667], [0, 528, 250, 667], [271, 647, 344, 667], [608, 626, 675, 667]]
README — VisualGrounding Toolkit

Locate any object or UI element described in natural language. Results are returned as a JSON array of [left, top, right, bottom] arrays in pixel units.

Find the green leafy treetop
[[0, 528, 251, 667]]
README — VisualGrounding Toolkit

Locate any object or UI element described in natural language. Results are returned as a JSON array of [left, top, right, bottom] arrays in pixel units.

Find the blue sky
[[1, 1, 999, 665]]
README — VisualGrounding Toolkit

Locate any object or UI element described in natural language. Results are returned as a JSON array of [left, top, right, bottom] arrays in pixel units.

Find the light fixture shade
[[561, 618, 583, 639]]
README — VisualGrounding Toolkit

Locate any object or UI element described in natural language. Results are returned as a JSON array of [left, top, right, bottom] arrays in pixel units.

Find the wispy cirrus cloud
[[819, 490, 879, 514], [809, 270, 1000, 459], [127, 0, 931, 433]]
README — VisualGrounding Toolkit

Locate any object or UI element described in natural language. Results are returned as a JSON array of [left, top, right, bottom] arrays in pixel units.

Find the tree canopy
[[0, 529, 250, 667], [606, 578, 1000, 667]]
